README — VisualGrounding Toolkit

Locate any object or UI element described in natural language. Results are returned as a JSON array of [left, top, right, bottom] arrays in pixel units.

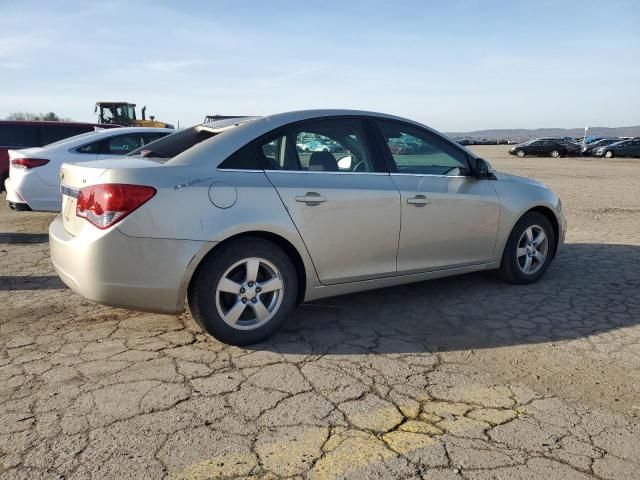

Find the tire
[[550, 150, 560, 158], [516, 150, 525, 158], [604, 150, 614, 158], [499, 212, 556, 285], [188, 238, 298, 345]]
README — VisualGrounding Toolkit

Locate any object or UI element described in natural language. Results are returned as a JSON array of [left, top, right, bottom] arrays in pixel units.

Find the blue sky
[[1, 0, 639, 131]]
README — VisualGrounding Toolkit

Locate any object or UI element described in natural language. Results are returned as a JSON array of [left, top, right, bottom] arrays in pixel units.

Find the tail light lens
[[76, 184, 156, 229], [11, 158, 49, 169]]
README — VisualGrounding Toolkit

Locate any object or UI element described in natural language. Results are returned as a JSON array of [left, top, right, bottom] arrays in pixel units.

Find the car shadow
[[0, 276, 66, 291], [251, 243, 640, 354], [0, 233, 49, 244]]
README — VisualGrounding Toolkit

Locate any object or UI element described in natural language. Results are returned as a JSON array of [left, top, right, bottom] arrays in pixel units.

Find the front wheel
[[604, 150, 614, 158], [499, 212, 556, 284], [516, 150, 525, 158], [188, 238, 298, 345]]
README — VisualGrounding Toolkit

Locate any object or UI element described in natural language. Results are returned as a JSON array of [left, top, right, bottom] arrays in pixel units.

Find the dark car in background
[[593, 138, 640, 158], [0, 120, 119, 191], [581, 138, 621, 156], [509, 138, 581, 158]]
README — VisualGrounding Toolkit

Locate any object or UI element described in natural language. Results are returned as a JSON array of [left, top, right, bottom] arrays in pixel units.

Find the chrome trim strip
[[390, 173, 471, 179], [263, 170, 389, 176], [217, 169, 469, 178], [60, 185, 79, 198]]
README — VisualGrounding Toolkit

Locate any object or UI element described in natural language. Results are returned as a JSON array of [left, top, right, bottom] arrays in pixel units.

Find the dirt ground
[[1, 145, 639, 479]]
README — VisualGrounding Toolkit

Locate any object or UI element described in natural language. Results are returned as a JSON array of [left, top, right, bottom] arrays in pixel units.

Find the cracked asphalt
[[1, 145, 639, 480]]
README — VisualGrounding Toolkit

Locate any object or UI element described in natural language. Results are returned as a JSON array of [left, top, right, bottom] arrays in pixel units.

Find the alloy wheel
[[551, 150, 560, 158], [215, 257, 284, 330], [516, 225, 549, 275]]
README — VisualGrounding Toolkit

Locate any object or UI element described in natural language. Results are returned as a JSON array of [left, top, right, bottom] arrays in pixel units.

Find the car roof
[[168, 109, 477, 166]]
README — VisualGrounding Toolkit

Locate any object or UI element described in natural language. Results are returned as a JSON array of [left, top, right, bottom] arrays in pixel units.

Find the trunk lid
[[60, 163, 111, 236], [59, 157, 166, 236], [9, 147, 44, 159]]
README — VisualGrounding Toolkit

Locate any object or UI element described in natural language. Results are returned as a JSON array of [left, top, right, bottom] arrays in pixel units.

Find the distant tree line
[[5, 112, 73, 122]]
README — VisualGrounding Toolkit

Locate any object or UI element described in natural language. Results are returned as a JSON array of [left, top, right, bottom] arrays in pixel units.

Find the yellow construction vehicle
[[94, 102, 174, 129]]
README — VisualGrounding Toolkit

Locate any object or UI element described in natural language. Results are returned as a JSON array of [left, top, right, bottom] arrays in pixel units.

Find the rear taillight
[[11, 158, 49, 169], [76, 184, 156, 229]]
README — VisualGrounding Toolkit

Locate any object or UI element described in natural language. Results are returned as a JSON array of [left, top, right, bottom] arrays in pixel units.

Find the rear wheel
[[550, 150, 560, 158], [188, 238, 298, 345], [499, 212, 556, 284], [516, 150, 525, 157], [605, 150, 614, 158]]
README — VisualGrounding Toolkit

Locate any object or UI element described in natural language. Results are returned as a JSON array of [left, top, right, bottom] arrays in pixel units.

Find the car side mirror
[[475, 158, 496, 179]]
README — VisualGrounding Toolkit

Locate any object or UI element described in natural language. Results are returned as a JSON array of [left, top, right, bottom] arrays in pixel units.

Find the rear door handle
[[295, 192, 326, 204], [407, 195, 431, 206]]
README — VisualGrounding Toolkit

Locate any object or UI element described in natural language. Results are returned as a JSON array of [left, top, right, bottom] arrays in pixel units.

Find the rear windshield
[[43, 130, 102, 148], [127, 126, 217, 160], [127, 117, 258, 161], [41, 124, 100, 145]]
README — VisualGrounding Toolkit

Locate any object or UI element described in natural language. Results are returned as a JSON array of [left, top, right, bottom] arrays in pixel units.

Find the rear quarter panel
[[107, 166, 321, 296]]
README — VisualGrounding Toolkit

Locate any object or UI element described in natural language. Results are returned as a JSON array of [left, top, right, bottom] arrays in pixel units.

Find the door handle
[[407, 195, 431, 206], [295, 192, 326, 204]]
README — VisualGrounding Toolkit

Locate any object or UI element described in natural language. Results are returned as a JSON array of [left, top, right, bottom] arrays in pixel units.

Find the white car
[[5, 127, 172, 212]]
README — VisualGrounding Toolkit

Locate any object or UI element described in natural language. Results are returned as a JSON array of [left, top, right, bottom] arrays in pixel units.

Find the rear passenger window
[[0, 125, 40, 147], [219, 144, 262, 170], [77, 140, 104, 154], [106, 134, 144, 154], [141, 133, 167, 144], [256, 119, 374, 172]]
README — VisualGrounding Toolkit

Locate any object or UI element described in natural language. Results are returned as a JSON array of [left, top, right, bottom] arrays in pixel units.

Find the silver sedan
[[50, 110, 566, 345]]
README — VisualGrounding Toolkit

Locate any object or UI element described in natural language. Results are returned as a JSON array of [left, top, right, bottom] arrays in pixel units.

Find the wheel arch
[[182, 230, 308, 311], [521, 205, 560, 258]]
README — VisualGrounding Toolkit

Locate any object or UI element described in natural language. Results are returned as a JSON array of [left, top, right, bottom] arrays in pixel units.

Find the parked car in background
[[593, 138, 640, 158], [5, 127, 172, 211], [0, 120, 118, 192], [509, 138, 581, 158], [50, 110, 565, 345], [581, 138, 621, 156]]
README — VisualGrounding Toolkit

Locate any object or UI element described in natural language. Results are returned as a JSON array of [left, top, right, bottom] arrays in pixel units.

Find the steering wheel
[[352, 160, 366, 172]]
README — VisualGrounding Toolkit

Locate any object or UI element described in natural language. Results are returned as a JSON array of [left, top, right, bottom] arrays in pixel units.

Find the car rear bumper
[[4, 176, 24, 204], [49, 215, 211, 314], [4, 178, 31, 210], [4, 172, 60, 212]]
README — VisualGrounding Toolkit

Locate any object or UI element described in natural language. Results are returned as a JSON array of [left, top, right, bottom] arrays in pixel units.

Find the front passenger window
[[376, 120, 470, 176]]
